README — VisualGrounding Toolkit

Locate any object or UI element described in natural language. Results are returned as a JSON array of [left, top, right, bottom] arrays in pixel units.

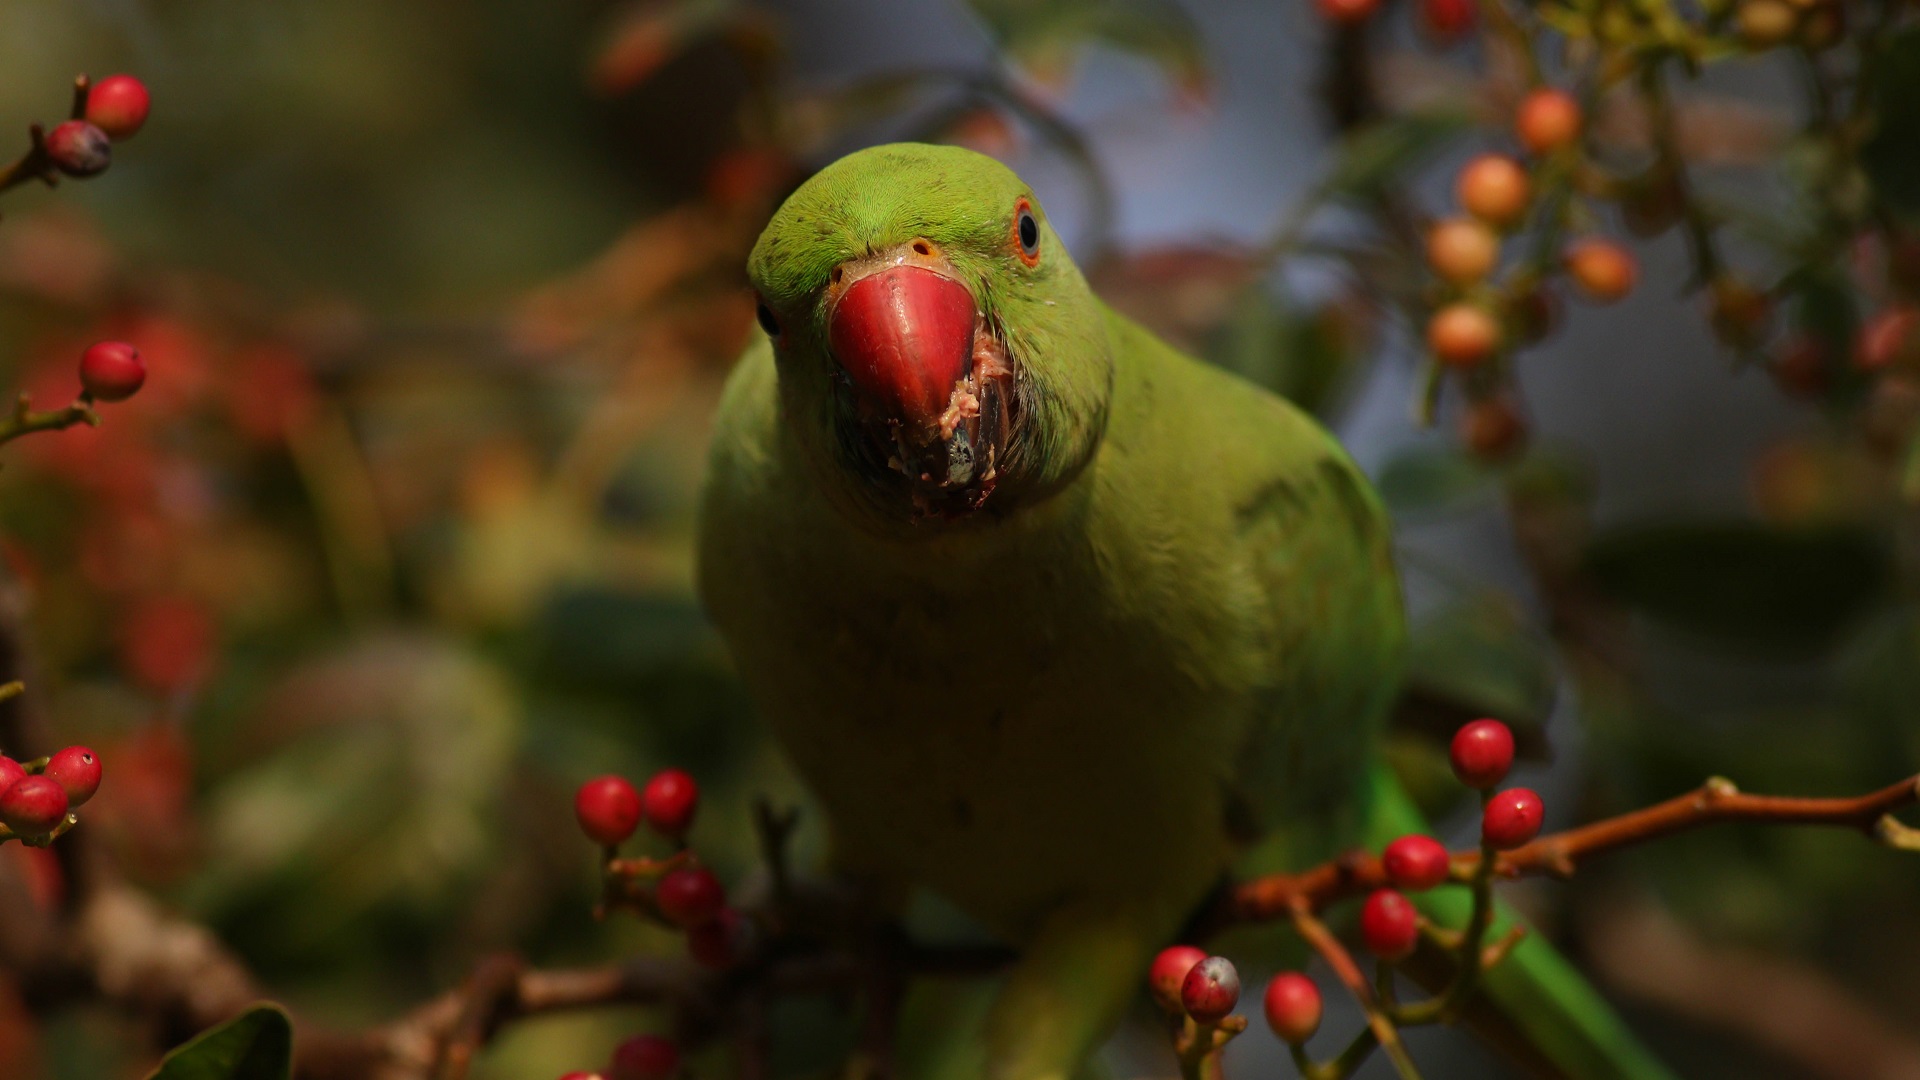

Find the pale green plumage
[[698, 143, 1667, 1079]]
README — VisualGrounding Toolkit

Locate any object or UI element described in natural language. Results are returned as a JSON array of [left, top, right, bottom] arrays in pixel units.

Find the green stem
[[0, 393, 98, 447]]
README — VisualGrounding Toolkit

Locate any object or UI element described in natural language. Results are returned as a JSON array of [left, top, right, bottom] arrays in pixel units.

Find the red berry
[[608, 1034, 679, 1080], [1429, 304, 1501, 368], [1179, 955, 1240, 1024], [1857, 308, 1919, 372], [641, 768, 699, 838], [1773, 337, 1830, 399], [1461, 397, 1528, 462], [1450, 718, 1515, 789], [1382, 834, 1452, 891], [0, 775, 69, 837], [85, 75, 151, 140], [1565, 239, 1638, 303], [1482, 787, 1545, 850], [1515, 89, 1582, 154], [43, 746, 101, 807], [1148, 944, 1207, 1012], [1456, 155, 1532, 228], [80, 341, 145, 403], [1316, 0, 1381, 25], [688, 906, 747, 969], [44, 120, 111, 177], [557, 1073, 604, 1080], [1359, 888, 1420, 962], [1262, 972, 1323, 1044], [656, 865, 725, 927], [0, 756, 25, 795], [574, 775, 642, 846], [1419, 0, 1476, 42]]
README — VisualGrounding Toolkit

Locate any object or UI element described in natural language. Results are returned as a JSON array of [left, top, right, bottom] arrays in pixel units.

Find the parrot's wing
[[1360, 762, 1678, 1080]]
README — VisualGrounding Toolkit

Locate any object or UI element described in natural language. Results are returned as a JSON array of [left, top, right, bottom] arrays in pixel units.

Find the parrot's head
[[748, 143, 1113, 526]]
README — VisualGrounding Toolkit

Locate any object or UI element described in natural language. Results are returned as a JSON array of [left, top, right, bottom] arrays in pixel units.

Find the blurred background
[[0, 0, 1916, 1077]]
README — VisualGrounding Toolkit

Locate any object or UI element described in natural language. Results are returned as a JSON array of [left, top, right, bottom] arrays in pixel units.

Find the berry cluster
[[2, 74, 149, 191], [573, 768, 747, 971], [1147, 717, 1542, 1079], [0, 742, 102, 846]]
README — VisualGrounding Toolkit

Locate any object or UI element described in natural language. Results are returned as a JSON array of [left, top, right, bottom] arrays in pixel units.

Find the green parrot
[[696, 143, 1671, 1080]]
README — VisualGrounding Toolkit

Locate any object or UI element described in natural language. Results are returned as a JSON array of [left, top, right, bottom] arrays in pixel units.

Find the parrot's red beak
[[828, 263, 978, 431]]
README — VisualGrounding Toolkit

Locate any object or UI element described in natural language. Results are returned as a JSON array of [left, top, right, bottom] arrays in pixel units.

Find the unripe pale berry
[[1450, 718, 1515, 789], [1419, 0, 1476, 42], [44, 746, 101, 807], [0, 756, 25, 795], [1515, 89, 1582, 154], [0, 775, 69, 837], [1483, 787, 1545, 849], [1316, 0, 1381, 25], [1382, 834, 1452, 891], [85, 75, 151, 140], [1462, 397, 1528, 462], [1565, 239, 1638, 303], [641, 768, 699, 838], [80, 341, 145, 402], [688, 906, 746, 969], [1857, 308, 1919, 372], [575, 775, 642, 846], [1359, 888, 1420, 962], [1456, 155, 1532, 228], [1263, 972, 1323, 1044], [655, 865, 725, 927], [1179, 955, 1240, 1024], [1148, 944, 1207, 1013], [1429, 303, 1501, 369], [608, 1034, 679, 1080], [1427, 218, 1500, 285], [44, 121, 111, 178]]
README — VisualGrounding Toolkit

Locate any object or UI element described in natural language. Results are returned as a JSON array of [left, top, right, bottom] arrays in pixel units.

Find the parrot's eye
[[1013, 197, 1041, 266], [755, 297, 781, 339]]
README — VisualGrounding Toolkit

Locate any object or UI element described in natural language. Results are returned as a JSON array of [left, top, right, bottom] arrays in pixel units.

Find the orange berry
[[1428, 303, 1502, 368], [1456, 154, 1532, 228], [1316, 0, 1381, 24], [1738, 0, 1799, 48], [1515, 89, 1582, 155], [1426, 218, 1501, 285], [1564, 239, 1638, 303], [1857, 307, 1919, 372]]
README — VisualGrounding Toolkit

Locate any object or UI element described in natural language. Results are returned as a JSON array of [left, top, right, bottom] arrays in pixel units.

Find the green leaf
[[1403, 596, 1556, 737], [1585, 521, 1891, 656], [146, 1004, 293, 1080], [1862, 28, 1920, 218], [1375, 444, 1496, 517], [965, 0, 1206, 88]]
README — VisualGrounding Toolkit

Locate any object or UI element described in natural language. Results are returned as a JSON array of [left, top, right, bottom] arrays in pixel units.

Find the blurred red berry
[[1180, 955, 1241, 1024], [608, 1034, 679, 1080], [1483, 788, 1545, 849], [641, 768, 699, 838], [574, 775, 642, 846], [688, 906, 746, 969], [1772, 336, 1830, 399], [1359, 888, 1420, 961], [44, 121, 111, 177], [656, 865, 725, 927], [1316, 0, 1381, 24], [1148, 944, 1207, 1013], [1515, 89, 1582, 154], [1462, 397, 1528, 462], [120, 597, 216, 692], [1419, 0, 1475, 41], [1382, 834, 1452, 891], [43, 746, 101, 807], [1429, 304, 1502, 368], [1857, 307, 1919, 372], [0, 776, 68, 837], [1565, 239, 1638, 303], [1263, 972, 1323, 1044], [1457, 155, 1531, 228], [79, 341, 145, 402], [1450, 718, 1515, 789], [85, 75, 151, 140], [556, 1073, 604, 1080], [0, 756, 24, 795]]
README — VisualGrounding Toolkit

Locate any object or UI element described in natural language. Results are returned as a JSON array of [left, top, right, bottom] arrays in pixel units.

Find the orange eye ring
[[1012, 197, 1041, 267]]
